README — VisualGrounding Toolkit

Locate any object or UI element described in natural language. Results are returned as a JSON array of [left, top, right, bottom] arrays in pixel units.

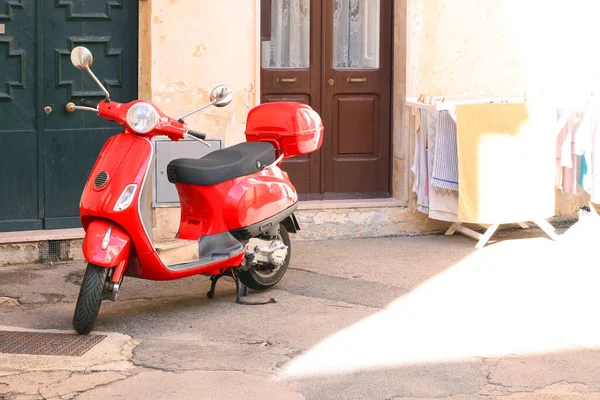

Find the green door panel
[[42, 1, 139, 229], [0, 0, 41, 231]]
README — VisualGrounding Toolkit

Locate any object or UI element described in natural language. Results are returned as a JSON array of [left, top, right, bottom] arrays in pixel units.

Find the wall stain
[[153, 81, 189, 104], [193, 45, 207, 57], [245, 83, 255, 111]]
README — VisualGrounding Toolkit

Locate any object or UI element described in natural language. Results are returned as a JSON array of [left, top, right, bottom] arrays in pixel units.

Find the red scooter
[[66, 47, 323, 334]]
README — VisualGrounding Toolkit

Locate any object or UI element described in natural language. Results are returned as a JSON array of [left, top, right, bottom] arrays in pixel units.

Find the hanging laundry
[[555, 109, 572, 192], [426, 109, 459, 222], [590, 119, 600, 204], [572, 101, 598, 198], [411, 109, 429, 211], [578, 153, 588, 188], [555, 112, 580, 194], [431, 111, 459, 191], [562, 150, 579, 194], [423, 110, 430, 198]]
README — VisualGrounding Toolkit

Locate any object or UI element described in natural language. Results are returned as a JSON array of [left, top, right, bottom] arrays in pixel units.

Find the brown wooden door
[[323, 0, 392, 198], [261, 0, 392, 199]]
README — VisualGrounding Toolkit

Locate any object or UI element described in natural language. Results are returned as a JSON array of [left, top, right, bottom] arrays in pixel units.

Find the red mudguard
[[83, 220, 131, 277]]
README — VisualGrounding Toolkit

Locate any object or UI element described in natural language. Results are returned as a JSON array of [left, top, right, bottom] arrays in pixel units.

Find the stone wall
[[0, 240, 84, 267]]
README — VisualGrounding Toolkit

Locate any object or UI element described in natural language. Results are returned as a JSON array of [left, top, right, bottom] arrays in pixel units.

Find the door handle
[[277, 77, 297, 83], [347, 77, 367, 83]]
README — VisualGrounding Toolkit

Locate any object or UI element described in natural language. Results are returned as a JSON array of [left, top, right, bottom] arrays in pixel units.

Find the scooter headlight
[[126, 103, 159, 134], [114, 184, 138, 212]]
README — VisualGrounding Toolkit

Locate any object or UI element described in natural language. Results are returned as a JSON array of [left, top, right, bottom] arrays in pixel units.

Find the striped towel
[[431, 111, 459, 191]]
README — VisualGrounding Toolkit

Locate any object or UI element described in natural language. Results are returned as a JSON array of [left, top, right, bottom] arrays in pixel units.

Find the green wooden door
[[0, 1, 138, 232]]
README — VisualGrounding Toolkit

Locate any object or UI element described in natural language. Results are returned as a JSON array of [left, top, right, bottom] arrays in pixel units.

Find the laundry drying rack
[[405, 94, 564, 248]]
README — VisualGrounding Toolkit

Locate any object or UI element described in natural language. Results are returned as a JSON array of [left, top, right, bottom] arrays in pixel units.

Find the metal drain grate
[[0, 331, 106, 356]]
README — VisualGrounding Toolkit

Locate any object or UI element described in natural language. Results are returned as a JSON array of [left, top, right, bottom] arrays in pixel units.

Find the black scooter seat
[[167, 141, 276, 186]]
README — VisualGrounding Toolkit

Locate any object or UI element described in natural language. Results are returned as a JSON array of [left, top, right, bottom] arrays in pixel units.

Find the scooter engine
[[243, 239, 288, 270]]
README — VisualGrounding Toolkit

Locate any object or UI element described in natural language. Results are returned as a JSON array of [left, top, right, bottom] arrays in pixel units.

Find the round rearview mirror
[[70, 46, 93, 70], [210, 85, 233, 108]]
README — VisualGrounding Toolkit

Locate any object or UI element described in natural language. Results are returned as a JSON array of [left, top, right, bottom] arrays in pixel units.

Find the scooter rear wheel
[[73, 263, 108, 334], [239, 223, 291, 290]]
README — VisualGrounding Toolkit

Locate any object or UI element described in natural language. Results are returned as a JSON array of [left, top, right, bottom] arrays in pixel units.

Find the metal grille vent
[[0, 330, 106, 356], [94, 171, 108, 188], [39, 240, 70, 263]]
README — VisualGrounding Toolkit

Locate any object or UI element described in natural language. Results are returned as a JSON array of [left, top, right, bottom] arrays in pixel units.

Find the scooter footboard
[[83, 220, 131, 269]]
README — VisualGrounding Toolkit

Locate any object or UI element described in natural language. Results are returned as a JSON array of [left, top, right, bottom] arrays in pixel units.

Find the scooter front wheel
[[72, 263, 108, 334]]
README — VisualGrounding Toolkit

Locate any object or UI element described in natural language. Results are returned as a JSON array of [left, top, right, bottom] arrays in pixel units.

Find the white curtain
[[333, 0, 380, 69], [262, 0, 311, 69]]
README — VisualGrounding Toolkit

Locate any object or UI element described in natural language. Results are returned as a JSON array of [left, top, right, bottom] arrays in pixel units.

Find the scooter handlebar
[[187, 129, 206, 140]]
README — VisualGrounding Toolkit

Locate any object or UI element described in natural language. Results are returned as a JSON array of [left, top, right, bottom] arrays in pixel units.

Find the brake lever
[[65, 102, 99, 113], [185, 133, 211, 148]]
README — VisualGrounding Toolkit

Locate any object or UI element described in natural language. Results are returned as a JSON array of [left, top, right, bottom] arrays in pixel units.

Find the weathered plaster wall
[[397, 0, 596, 218], [146, 0, 258, 147], [392, 0, 409, 203], [406, 0, 600, 99], [407, 0, 523, 97]]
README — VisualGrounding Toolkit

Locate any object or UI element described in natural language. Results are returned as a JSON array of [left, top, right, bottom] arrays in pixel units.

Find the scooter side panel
[[175, 167, 297, 239], [222, 167, 298, 230], [175, 180, 234, 239]]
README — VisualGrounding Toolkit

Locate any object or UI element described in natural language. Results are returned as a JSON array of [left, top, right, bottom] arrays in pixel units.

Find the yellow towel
[[456, 102, 556, 224]]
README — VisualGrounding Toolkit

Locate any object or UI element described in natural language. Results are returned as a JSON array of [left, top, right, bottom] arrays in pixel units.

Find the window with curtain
[[333, 0, 380, 69], [261, 0, 311, 69]]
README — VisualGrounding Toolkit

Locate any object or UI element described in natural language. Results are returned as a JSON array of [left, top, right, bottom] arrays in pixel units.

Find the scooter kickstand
[[206, 269, 276, 305], [206, 273, 225, 299], [231, 269, 276, 306]]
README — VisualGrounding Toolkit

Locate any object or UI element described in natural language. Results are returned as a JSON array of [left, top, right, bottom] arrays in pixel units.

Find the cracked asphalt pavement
[[2, 221, 600, 399]]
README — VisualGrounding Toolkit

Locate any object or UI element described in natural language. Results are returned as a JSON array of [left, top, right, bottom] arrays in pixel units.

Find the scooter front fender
[[83, 220, 131, 271]]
